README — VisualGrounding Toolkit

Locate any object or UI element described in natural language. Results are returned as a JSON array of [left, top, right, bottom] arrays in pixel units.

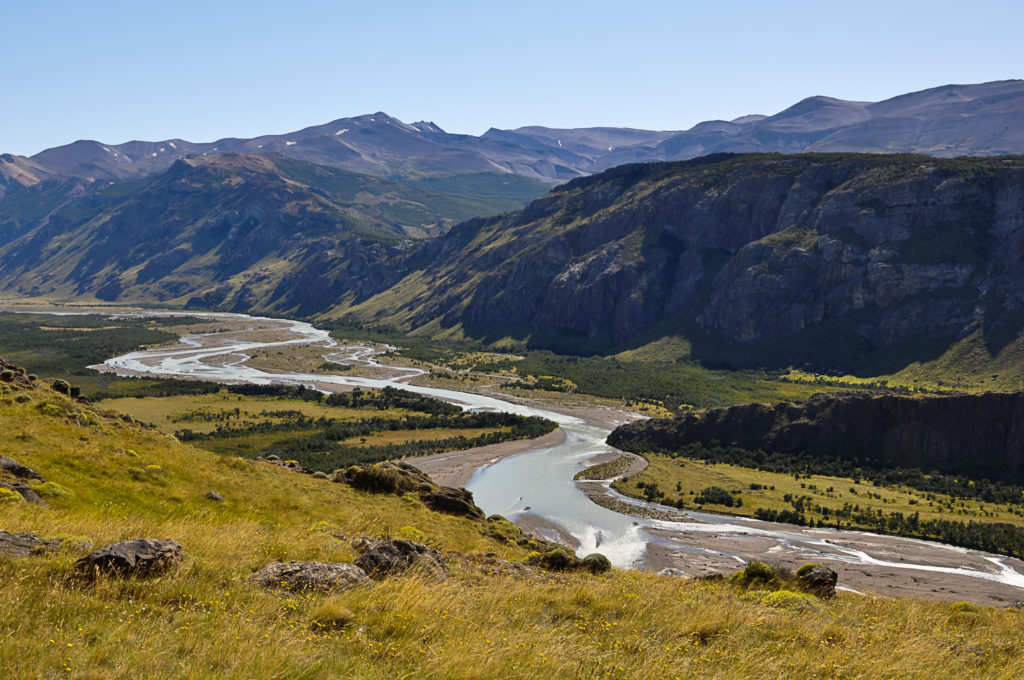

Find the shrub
[[51, 379, 70, 395], [695, 486, 738, 507], [730, 561, 780, 589], [580, 553, 612, 574], [486, 515, 527, 545], [0, 370, 14, 382], [128, 465, 168, 483], [311, 471, 329, 479], [950, 601, 983, 613], [343, 463, 424, 495], [14, 394, 32, 404], [347, 466, 411, 494], [529, 548, 575, 571], [796, 563, 821, 578]]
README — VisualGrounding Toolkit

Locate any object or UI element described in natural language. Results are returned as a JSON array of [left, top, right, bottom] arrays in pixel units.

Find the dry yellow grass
[[99, 391, 415, 435], [2, 379, 1023, 678]]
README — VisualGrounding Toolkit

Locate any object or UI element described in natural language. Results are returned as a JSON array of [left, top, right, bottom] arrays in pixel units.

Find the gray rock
[[0, 482, 47, 506], [0, 530, 58, 557], [250, 561, 372, 593], [354, 539, 448, 582], [420, 486, 484, 519], [798, 565, 838, 599], [657, 567, 688, 577], [0, 456, 43, 481], [203, 491, 225, 501], [75, 538, 182, 577]]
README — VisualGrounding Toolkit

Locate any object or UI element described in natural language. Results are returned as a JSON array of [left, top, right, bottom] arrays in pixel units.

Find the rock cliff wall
[[607, 391, 1024, 483], [345, 153, 1024, 370]]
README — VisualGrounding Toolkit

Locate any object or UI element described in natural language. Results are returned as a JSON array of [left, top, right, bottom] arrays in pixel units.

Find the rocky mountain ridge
[[0, 153, 545, 313], [5, 147, 1024, 378], [338, 152, 1024, 373], [5, 80, 1024, 189]]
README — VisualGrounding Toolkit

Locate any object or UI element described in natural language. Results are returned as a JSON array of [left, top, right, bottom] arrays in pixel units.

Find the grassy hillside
[[2, 367, 1024, 678]]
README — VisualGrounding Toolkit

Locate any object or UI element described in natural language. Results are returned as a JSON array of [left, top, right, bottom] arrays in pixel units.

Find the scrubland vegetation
[[104, 385, 555, 472]]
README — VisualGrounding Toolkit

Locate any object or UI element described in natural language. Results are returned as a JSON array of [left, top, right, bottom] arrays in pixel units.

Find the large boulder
[[798, 565, 838, 598], [353, 539, 448, 582], [75, 538, 182, 577], [421, 486, 485, 519], [250, 561, 372, 593]]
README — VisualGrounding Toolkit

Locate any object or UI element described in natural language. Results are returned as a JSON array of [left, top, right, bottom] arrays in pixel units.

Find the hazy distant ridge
[[4, 80, 1023, 190]]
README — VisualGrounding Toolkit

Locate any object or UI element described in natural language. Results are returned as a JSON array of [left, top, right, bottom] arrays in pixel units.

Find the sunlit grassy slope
[[2, 373, 1024, 678], [618, 455, 1024, 530]]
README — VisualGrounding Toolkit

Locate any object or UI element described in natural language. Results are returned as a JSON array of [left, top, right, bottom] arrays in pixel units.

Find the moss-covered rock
[[30, 481, 73, 498]]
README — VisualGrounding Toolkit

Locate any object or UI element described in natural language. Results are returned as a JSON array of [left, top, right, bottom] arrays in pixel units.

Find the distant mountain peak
[[10, 79, 1024, 185]]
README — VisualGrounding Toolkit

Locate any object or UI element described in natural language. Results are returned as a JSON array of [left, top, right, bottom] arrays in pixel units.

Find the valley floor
[[8, 303, 1024, 607]]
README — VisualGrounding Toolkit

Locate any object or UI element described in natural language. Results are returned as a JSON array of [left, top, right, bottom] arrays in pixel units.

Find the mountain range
[[4, 80, 1024, 193], [2, 79, 1024, 377], [334, 152, 1024, 370]]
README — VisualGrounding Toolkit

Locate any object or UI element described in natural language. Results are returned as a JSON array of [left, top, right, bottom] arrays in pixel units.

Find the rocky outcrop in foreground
[[608, 391, 1024, 484], [250, 561, 373, 593], [75, 538, 183, 577]]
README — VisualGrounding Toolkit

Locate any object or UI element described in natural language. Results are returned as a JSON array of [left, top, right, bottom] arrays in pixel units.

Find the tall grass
[[1, 380, 1023, 678]]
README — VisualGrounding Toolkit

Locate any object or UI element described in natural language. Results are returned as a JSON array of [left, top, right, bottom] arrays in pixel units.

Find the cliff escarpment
[[607, 391, 1024, 484], [342, 153, 1024, 371]]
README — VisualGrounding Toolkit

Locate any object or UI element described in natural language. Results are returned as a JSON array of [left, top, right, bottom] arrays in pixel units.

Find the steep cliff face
[[343, 153, 1024, 369], [607, 391, 1024, 484]]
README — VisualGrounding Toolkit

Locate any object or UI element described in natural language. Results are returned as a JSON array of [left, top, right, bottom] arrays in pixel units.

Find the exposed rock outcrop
[[75, 538, 182, 577], [353, 539, 448, 582], [0, 456, 43, 481], [0, 531, 92, 557], [0, 482, 46, 505], [798, 565, 839, 599], [0, 531, 59, 557], [608, 391, 1024, 484], [344, 153, 1024, 372], [421, 487, 486, 519], [331, 461, 488, 520], [250, 561, 372, 593]]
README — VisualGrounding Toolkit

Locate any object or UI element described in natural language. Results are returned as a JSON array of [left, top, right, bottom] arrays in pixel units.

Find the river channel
[[63, 309, 1024, 605]]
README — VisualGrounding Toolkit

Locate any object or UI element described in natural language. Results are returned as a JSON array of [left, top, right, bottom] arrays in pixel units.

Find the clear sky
[[3, 0, 1022, 156]]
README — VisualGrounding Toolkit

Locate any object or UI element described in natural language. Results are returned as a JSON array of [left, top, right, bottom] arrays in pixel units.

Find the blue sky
[[3, 0, 1022, 155]]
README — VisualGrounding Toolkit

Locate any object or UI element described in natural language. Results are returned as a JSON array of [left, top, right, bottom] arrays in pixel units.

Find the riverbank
[[73, 308, 1024, 606], [407, 429, 566, 489]]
